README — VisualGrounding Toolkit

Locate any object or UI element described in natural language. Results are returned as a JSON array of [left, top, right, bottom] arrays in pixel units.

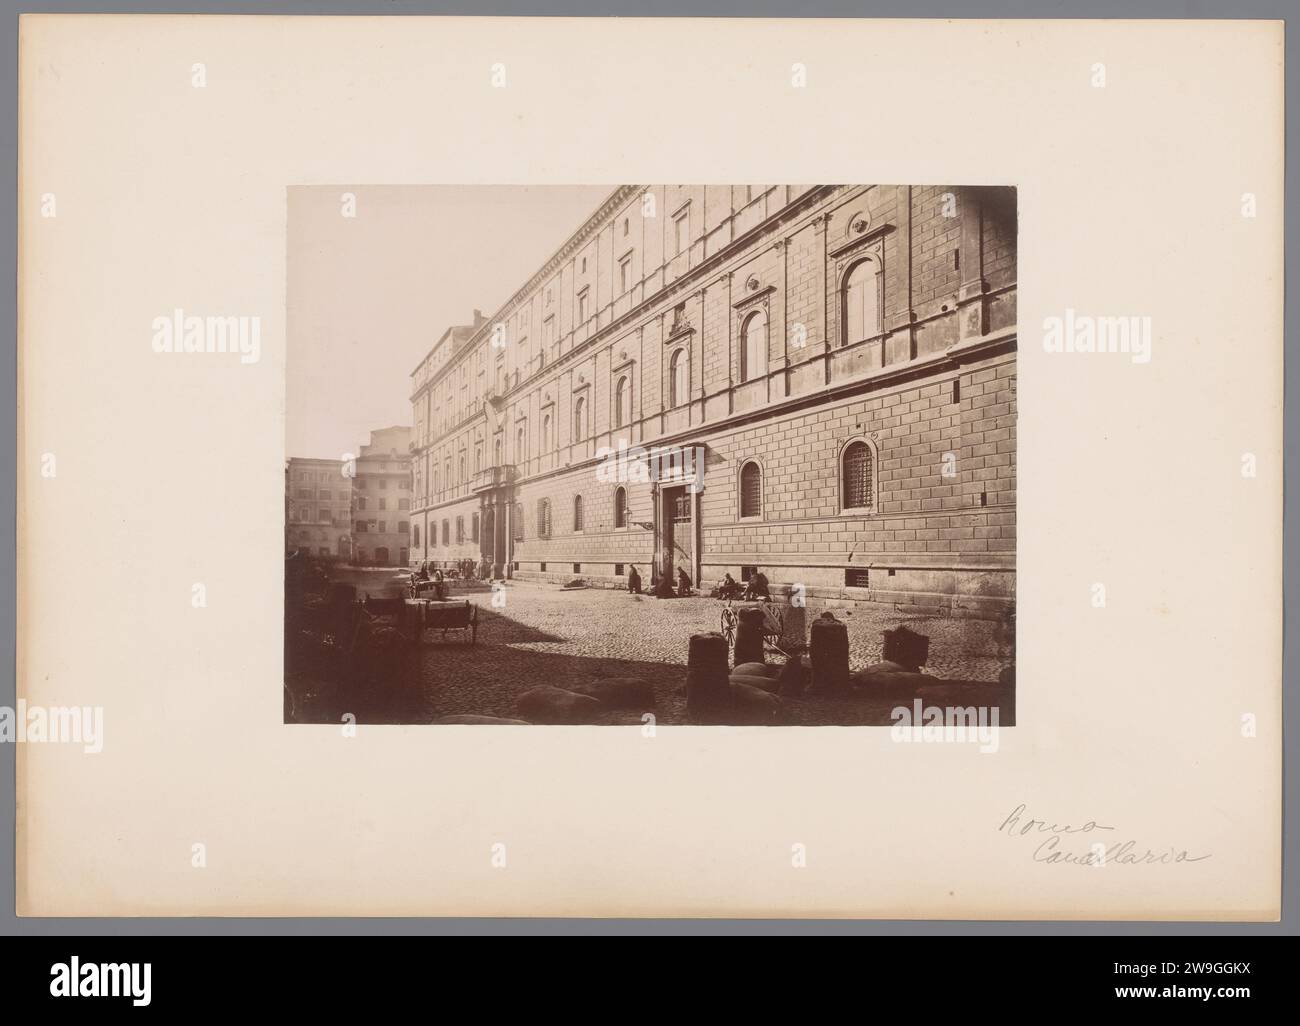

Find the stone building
[[351, 425, 413, 567], [286, 457, 353, 561], [409, 185, 1016, 617]]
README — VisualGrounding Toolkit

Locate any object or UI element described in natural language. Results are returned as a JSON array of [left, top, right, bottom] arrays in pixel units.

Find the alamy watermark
[[596, 441, 707, 493], [1042, 309, 1151, 364], [151, 308, 261, 364], [890, 700, 1000, 753], [0, 701, 104, 753]]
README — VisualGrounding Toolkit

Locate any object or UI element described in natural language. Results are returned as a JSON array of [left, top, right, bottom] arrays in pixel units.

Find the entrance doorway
[[662, 485, 693, 583]]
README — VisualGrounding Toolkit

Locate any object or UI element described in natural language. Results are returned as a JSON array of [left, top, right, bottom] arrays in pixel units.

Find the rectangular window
[[540, 562, 547, 573], [355, 521, 367, 533], [740, 565, 757, 582], [378, 521, 387, 534], [399, 498, 410, 510], [379, 498, 387, 511], [614, 563, 625, 576], [357, 497, 367, 511], [577, 288, 589, 323], [318, 509, 330, 523], [398, 521, 408, 534], [845, 568, 870, 588], [619, 254, 632, 294], [573, 563, 581, 574]]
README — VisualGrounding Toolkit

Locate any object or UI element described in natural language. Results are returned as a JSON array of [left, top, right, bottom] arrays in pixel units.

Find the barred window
[[573, 495, 584, 532], [740, 461, 762, 518], [442, 519, 450, 545], [456, 516, 464, 544], [842, 441, 874, 511], [514, 502, 524, 541], [614, 487, 627, 529], [537, 499, 552, 538]]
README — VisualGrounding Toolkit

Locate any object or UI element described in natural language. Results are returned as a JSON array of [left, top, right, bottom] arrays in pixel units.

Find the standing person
[[627, 565, 642, 595]]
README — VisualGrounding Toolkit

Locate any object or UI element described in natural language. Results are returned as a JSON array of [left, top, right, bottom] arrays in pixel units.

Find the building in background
[[286, 457, 353, 561], [408, 185, 1016, 616], [351, 426, 413, 567]]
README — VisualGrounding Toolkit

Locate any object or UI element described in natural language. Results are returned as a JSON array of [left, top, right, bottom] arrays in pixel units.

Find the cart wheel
[[720, 607, 738, 645]]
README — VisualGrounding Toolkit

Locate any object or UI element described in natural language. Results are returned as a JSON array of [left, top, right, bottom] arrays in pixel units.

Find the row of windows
[[417, 257, 883, 487], [293, 509, 346, 524], [355, 497, 410, 511], [413, 513, 483, 549], [515, 442, 875, 539], [354, 520, 410, 534], [354, 477, 408, 490]]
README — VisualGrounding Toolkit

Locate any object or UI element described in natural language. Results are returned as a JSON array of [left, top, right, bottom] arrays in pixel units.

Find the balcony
[[472, 465, 517, 493]]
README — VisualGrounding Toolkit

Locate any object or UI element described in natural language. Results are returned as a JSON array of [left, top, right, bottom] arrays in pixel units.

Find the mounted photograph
[[284, 184, 1018, 727]]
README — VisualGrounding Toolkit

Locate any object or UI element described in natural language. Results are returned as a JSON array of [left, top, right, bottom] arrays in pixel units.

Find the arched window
[[614, 376, 629, 429], [573, 495, 584, 531], [516, 427, 525, 461], [614, 486, 627, 528], [739, 461, 762, 518], [842, 440, 875, 511], [537, 498, 552, 537], [458, 455, 465, 483], [494, 438, 502, 465], [542, 414, 552, 451], [573, 396, 586, 440], [669, 349, 687, 408], [842, 258, 881, 346], [740, 309, 767, 382]]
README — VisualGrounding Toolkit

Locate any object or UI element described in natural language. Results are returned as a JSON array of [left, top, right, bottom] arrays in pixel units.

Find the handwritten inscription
[[997, 804, 1211, 866]]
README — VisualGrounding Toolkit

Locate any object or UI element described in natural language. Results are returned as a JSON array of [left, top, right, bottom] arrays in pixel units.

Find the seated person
[[717, 572, 742, 600], [627, 565, 642, 594], [653, 573, 677, 599], [676, 566, 693, 597], [742, 568, 771, 601], [414, 560, 430, 581]]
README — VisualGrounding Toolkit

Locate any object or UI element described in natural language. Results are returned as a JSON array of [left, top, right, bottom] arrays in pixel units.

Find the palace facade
[[409, 185, 1016, 617]]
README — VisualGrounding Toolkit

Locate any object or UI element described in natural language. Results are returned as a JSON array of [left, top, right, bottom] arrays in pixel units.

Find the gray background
[[1, 0, 1293, 936]]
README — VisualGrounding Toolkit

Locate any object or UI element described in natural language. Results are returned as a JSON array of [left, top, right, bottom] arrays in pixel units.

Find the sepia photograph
[[284, 184, 1018, 728]]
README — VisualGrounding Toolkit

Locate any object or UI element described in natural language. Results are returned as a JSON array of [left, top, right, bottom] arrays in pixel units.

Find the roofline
[[410, 184, 641, 385]]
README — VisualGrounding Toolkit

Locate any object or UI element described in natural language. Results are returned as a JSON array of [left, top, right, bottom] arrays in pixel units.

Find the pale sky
[[287, 185, 611, 460]]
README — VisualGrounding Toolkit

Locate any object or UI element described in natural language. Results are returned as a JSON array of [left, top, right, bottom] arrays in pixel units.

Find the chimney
[[473, 308, 486, 326]]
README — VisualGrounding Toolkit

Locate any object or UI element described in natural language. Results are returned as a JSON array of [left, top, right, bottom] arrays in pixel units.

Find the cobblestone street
[[398, 580, 1011, 726]]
